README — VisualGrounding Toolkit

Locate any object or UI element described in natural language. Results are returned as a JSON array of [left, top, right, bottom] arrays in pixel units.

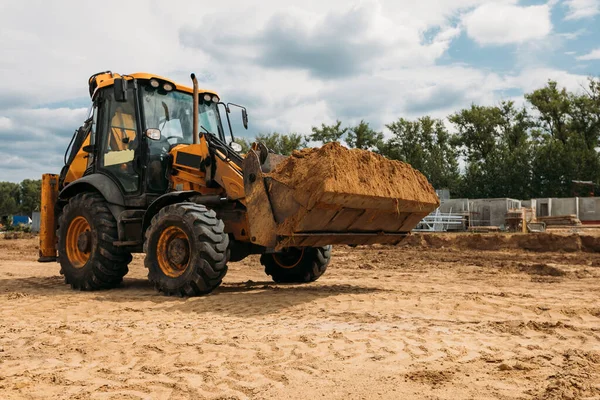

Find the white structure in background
[[414, 189, 466, 232], [532, 197, 600, 223], [416, 192, 600, 232], [435, 198, 521, 228], [32, 212, 41, 233], [415, 195, 522, 232], [413, 209, 463, 232]]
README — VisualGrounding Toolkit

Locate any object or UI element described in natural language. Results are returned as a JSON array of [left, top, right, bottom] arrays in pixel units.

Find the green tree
[[527, 78, 600, 197], [496, 102, 535, 199], [381, 116, 460, 192], [19, 179, 42, 215], [525, 80, 572, 144], [0, 182, 20, 216], [309, 120, 347, 144], [570, 84, 600, 150], [346, 120, 383, 150], [255, 132, 306, 155], [449, 104, 504, 162], [449, 101, 535, 199]]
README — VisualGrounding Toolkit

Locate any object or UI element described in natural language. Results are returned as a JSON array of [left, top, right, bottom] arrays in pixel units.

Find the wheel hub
[[156, 226, 191, 278], [77, 231, 92, 253], [273, 248, 305, 269], [167, 238, 189, 266], [65, 216, 92, 268]]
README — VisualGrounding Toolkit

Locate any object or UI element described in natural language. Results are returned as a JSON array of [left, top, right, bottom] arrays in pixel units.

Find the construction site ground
[[1, 234, 599, 399]]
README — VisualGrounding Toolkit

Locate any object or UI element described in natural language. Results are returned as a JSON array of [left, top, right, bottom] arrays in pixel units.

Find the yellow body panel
[[213, 150, 245, 201], [169, 141, 245, 200], [169, 140, 250, 240], [90, 72, 219, 99], [64, 134, 90, 185], [38, 174, 59, 261]]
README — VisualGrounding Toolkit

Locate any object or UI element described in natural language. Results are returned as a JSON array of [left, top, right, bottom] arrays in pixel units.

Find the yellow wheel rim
[[273, 248, 304, 269], [157, 226, 190, 278], [65, 216, 91, 268]]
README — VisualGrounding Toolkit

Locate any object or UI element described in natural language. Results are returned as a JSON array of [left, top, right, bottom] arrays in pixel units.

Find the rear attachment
[[38, 173, 59, 262], [243, 142, 439, 249]]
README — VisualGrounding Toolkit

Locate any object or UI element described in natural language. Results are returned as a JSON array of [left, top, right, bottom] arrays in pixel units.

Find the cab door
[[96, 88, 141, 195]]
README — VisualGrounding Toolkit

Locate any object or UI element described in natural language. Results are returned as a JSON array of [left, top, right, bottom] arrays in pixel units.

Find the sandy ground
[[1, 235, 600, 400]]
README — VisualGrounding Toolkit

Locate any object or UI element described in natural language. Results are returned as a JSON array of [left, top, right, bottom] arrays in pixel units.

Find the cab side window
[[100, 89, 139, 193]]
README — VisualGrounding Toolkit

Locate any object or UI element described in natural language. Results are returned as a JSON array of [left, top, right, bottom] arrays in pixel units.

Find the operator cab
[[62, 72, 247, 206]]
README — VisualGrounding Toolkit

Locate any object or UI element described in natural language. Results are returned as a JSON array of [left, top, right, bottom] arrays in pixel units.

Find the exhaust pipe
[[191, 73, 199, 144]]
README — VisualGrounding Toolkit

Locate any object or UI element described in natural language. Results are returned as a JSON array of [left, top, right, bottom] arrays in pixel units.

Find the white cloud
[[503, 67, 588, 93], [181, 2, 465, 80], [576, 48, 600, 60], [0, 116, 13, 131], [463, 3, 552, 45], [557, 29, 586, 40], [0, 0, 591, 182], [564, 0, 600, 20]]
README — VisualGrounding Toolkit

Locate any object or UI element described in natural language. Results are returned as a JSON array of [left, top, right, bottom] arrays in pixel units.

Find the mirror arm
[[227, 102, 248, 130], [219, 102, 236, 146]]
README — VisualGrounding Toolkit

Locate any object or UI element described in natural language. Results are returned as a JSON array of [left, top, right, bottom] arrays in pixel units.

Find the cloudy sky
[[1, 0, 599, 182]]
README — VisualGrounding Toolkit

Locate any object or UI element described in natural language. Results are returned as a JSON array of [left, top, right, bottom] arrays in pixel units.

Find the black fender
[[58, 174, 125, 220], [60, 174, 125, 205]]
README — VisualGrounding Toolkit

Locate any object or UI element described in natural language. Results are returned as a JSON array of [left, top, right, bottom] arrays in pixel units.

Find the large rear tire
[[261, 246, 332, 283], [57, 193, 132, 290], [144, 203, 229, 296]]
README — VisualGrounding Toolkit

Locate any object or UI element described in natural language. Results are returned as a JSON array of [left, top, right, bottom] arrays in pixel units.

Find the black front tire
[[57, 193, 132, 290], [261, 246, 332, 283], [144, 203, 229, 296]]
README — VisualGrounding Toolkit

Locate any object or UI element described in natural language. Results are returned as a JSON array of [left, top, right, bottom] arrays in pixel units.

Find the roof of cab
[[90, 72, 219, 98]]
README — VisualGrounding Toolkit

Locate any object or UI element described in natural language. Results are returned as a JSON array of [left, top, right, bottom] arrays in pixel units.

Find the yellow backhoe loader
[[38, 71, 439, 296]]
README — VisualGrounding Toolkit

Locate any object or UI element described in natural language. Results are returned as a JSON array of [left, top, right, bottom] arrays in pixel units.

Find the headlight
[[212, 95, 219, 103], [203, 94, 212, 102], [163, 83, 173, 91], [150, 79, 159, 88]]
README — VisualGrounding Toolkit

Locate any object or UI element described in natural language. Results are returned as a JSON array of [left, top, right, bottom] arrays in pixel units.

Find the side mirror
[[229, 142, 243, 153], [241, 109, 248, 130], [114, 78, 128, 102], [145, 128, 161, 140]]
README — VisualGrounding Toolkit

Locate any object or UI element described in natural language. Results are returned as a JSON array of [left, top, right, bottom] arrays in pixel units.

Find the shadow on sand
[[0, 275, 387, 317]]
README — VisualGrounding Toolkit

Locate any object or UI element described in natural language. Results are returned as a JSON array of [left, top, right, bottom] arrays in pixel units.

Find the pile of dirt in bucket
[[267, 142, 440, 210]]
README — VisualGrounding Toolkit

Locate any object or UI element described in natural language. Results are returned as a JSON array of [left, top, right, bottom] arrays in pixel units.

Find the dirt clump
[[422, 234, 454, 249], [580, 235, 600, 252], [537, 350, 600, 400], [267, 142, 439, 210], [518, 263, 566, 277], [512, 233, 581, 253], [405, 369, 455, 386], [401, 232, 597, 253], [457, 233, 506, 251]]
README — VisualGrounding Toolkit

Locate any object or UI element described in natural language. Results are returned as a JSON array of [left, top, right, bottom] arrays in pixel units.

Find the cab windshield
[[142, 85, 224, 144]]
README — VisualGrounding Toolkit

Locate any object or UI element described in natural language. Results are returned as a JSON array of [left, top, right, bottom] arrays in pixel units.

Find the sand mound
[[267, 142, 439, 210], [402, 233, 600, 253], [517, 263, 566, 277]]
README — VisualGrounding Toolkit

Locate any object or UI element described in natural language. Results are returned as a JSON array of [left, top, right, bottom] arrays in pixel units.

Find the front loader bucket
[[243, 143, 439, 249]]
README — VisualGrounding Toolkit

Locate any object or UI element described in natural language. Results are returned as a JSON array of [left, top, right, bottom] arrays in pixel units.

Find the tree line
[[237, 78, 600, 199], [0, 180, 41, 217], [1, 78, 598, 217]]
